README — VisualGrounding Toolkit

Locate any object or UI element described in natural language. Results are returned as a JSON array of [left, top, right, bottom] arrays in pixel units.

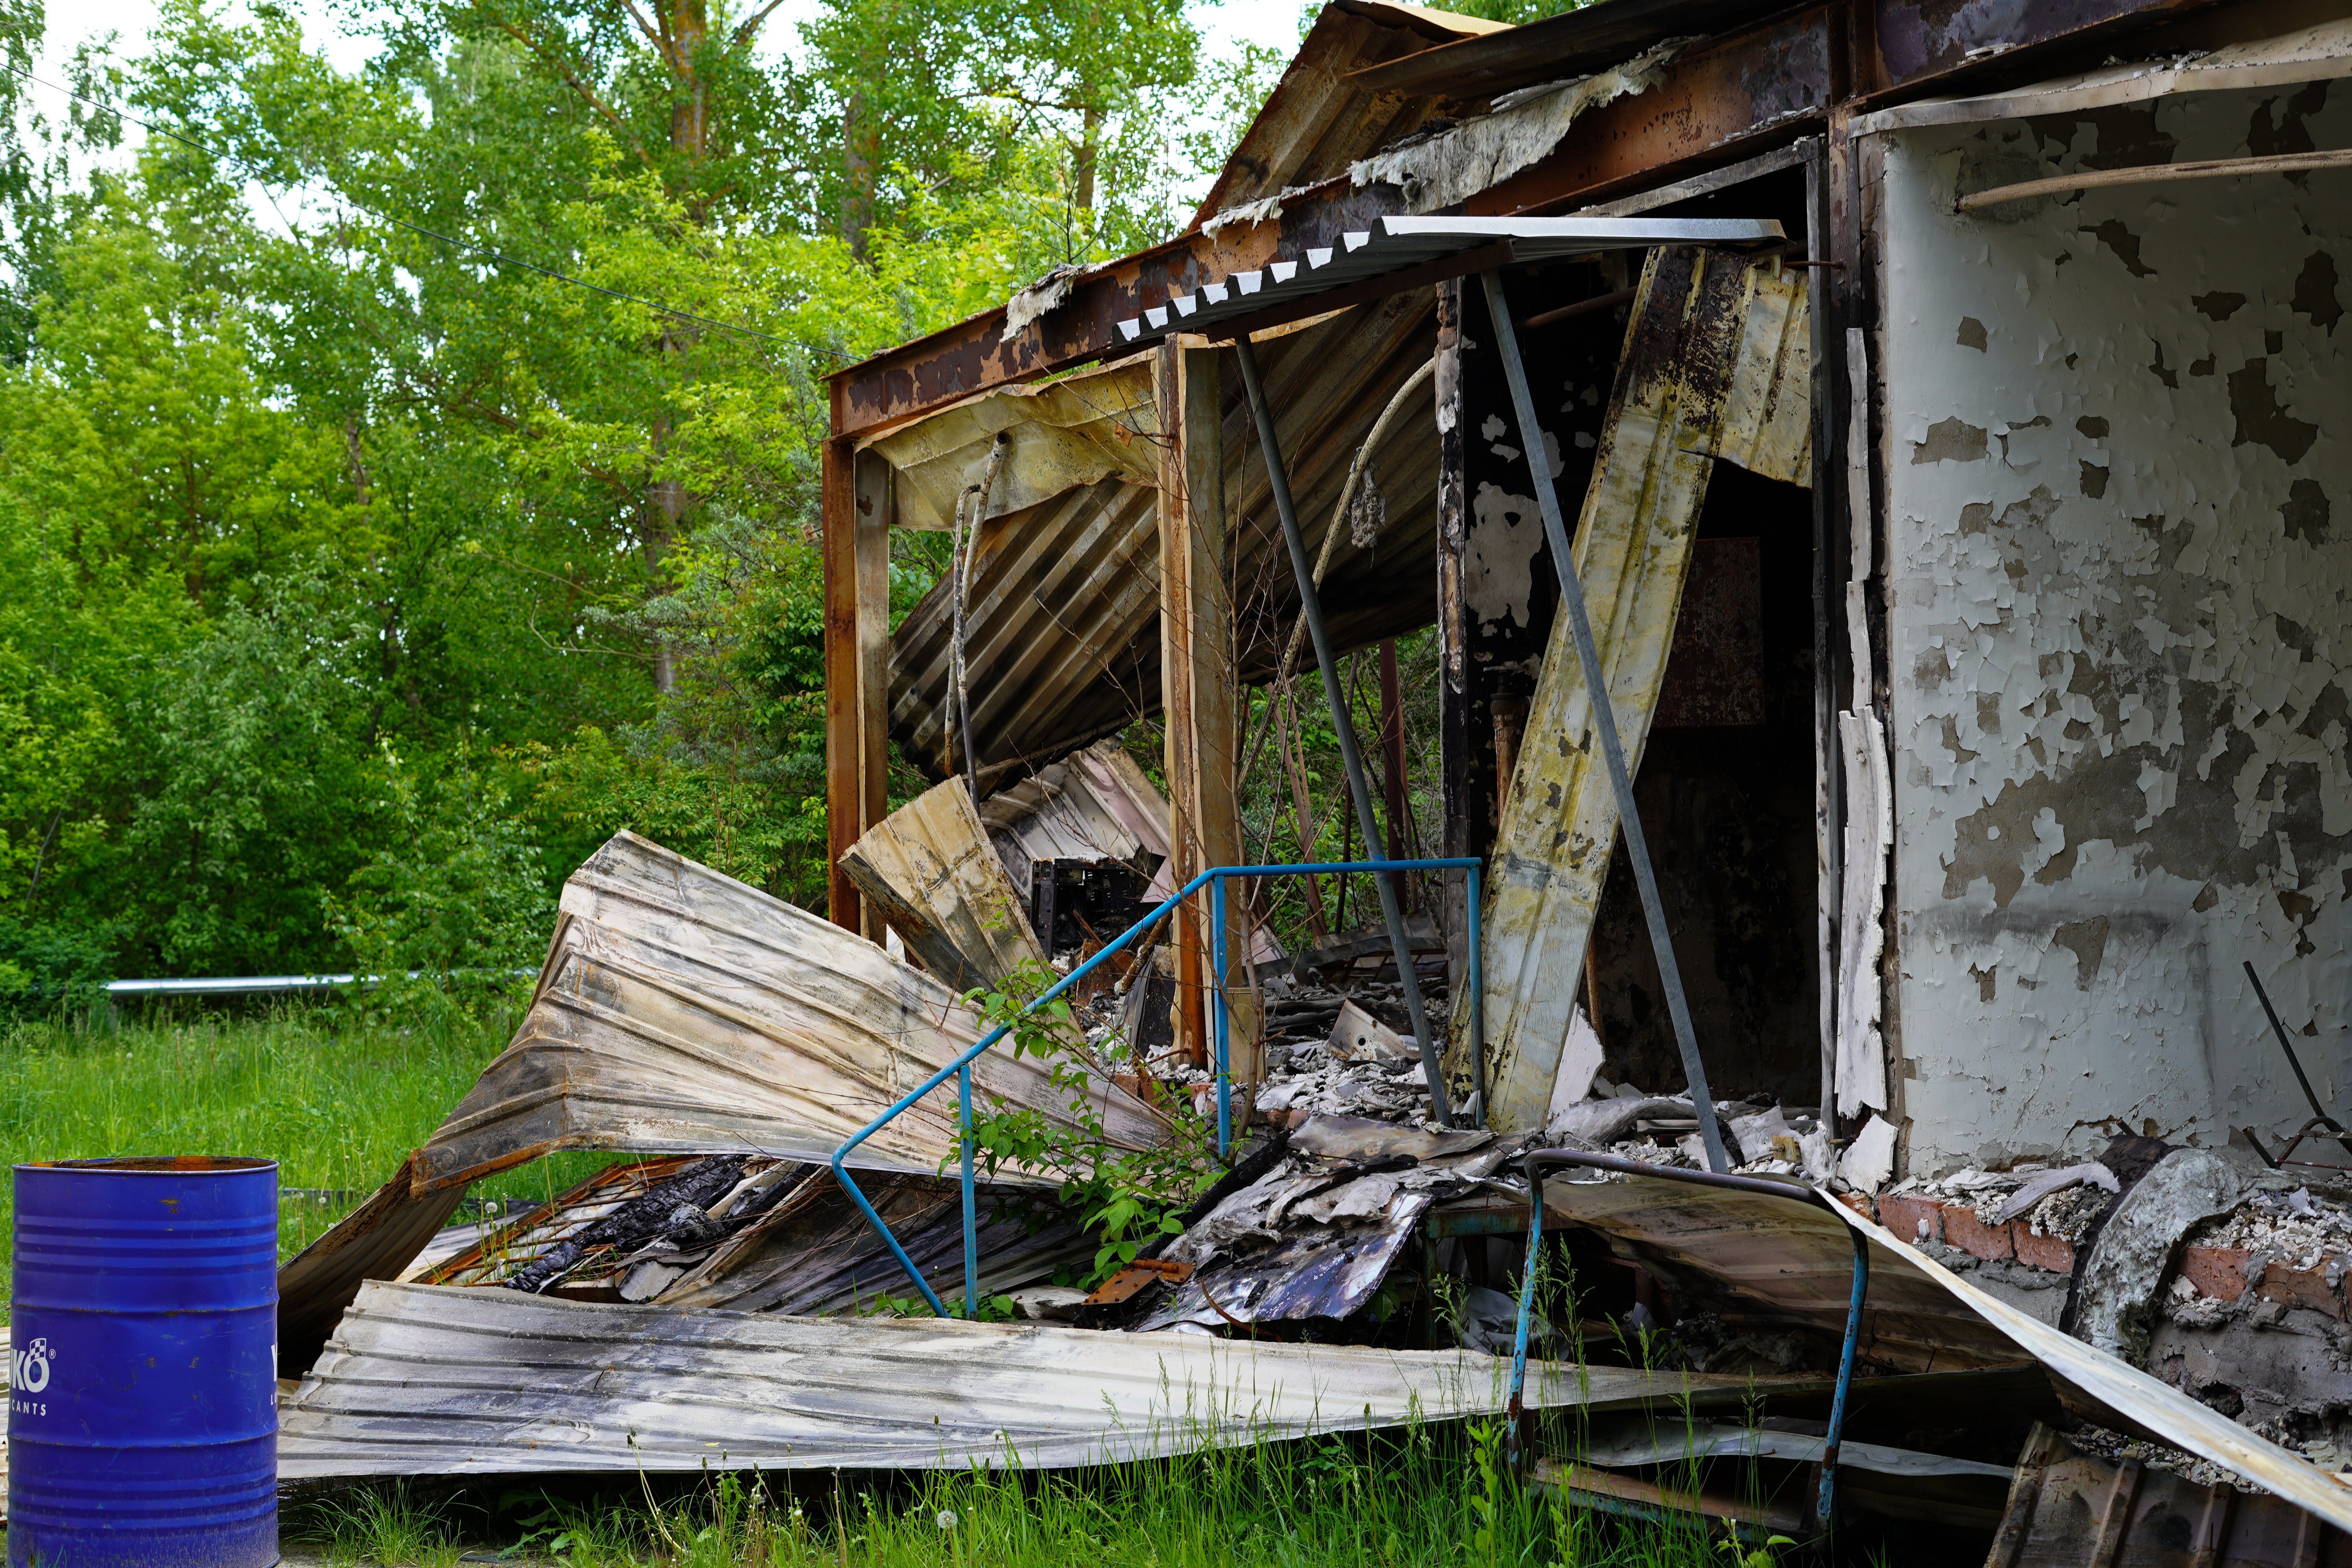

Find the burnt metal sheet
[[1456, 250, 1804, 1132], [1852, 17, 2352, 134], [414, 829, 1167, 1190], [1136, 1115, 1512, 1330], [276, 1152, 470, 1378], [1872, 0, 2216, 89], [980, 739, 1172, 902], [1999, 1424, 2352, 1566], [840, 776, 1047, 991], [417, 1154, 709, 1290], [275, 1278, 1779, 1478], [1341, 0, 1798, 101], [1538, 1169, 2352, 1531], [1192, 0, 1506, 227]]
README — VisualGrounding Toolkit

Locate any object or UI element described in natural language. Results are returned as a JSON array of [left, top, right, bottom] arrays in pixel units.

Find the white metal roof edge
[[1851, 18, 2352, 137], [1112, 215, 1786, 348]]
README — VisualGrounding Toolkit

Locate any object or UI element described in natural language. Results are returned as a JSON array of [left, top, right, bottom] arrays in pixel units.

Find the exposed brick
[[1943, 1203, 2016, 1262], [2256, 1261, 2345, 1321], [2180, 1245, 2252, 1301], [1878, 1195, 1945, 1246], [2012, 1225, 2075, 1274]]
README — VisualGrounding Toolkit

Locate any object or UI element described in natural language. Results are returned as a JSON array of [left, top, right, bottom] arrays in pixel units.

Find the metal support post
[[1231, 336, 1452, 1127], [1212, 874, 1232, 1155], [960, 1063, 977, 1317], [1476, 268, 1727, 1173]]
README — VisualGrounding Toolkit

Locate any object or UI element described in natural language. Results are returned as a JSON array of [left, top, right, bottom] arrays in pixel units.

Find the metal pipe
[[1230, 335, 1452, 1127], [959, 1063, 978, 1317], [1504, 1147, 1869, 1547], [828, 858, 1484, 1312], [1212, 875, 1232, 1155], [1476, 267, 1728, 1174], [1468, 863, 1486, 1126]]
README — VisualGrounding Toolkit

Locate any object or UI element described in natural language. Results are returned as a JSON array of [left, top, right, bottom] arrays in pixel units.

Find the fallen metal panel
[[656, 1170, 1089, 1315], [276, 1152, 469, 1379], [417, 1155, 707, 1289], [978, 739, 1171, 902], [276, 1279, 1784, 1478], [414, 830, 1167, 1190], [1454, 247, 1780, 1132], [840, 776, 1046, 991], [1853, 18, 2352, 134], [1581, 1416, 2015, 1479], [1536, 1170, 2352, 1531]]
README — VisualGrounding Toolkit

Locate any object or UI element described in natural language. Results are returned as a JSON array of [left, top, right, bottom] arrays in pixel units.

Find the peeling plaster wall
[[1880, 85, 2352, 1175]]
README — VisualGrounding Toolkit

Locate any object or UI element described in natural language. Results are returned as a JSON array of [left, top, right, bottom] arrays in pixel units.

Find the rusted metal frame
[[823, 434, 864, 931], [1345, 0, 1802, 99], [1434, 278, 1475, 1008], [1466, 9, 1838, 221], [1865, 0, 2225, 96], [1233, 333, 1451, 1128], [1478, 263, 1727, 1173], [1572, 140, 1818, 220], [1203, 240, 1515, 345], [831, 180, 1404, 442], [1504, 1147, 1868, 1544], [854, 453, 892, 941]]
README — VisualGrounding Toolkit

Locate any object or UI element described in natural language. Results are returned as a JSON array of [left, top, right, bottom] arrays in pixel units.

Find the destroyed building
[[227, 0, 2352, 1556]]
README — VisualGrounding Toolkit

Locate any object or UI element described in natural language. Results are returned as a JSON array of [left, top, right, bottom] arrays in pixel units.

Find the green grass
[[290, 1420, 1762, 1567], [0, 1004, 607, 1311]]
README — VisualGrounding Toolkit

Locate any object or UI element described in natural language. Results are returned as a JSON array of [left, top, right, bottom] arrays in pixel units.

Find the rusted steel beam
[[832, 183, 1403, 442], [1342, 0, 1795, 102], [822, 431, 863, 931], [1866, 0, 2226, 92], [1470, 10, 1837, 218]]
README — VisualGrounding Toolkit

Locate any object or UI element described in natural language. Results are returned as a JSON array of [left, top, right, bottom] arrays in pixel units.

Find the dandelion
[[937, 1509, 958, 1531]]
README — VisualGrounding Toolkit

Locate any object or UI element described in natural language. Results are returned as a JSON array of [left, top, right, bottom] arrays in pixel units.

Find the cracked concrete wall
[[1879, 83, 2352, 1174]]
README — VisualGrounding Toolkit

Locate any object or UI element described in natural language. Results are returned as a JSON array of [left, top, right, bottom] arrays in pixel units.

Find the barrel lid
[[20, 1156, 278, 1174]]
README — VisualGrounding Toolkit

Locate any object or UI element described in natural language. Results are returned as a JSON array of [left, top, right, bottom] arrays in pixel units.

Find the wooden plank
[[1455, 247, 1767, 1132], [854, 449, 893, 941], [823, 434, 863, 930], [1156, 341, 1258, 1083], [839, 777, 1047, 991]]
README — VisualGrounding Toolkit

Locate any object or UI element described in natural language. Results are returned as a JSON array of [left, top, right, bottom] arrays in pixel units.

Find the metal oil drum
[[10, 1156, 278, 1568]]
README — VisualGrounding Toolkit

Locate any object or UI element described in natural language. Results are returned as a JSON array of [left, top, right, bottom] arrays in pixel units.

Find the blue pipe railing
[[1505, 1149, 1869, 1542], [827, 857, 1485, 1317]]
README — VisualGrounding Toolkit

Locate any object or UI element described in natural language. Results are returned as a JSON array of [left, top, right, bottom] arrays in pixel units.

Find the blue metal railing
[[827, 857, 1485, 1317], [1505, 1149, 1869, 1542]]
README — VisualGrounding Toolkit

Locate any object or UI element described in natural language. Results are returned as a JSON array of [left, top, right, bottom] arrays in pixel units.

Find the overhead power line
[[3, 61, 811, 352]]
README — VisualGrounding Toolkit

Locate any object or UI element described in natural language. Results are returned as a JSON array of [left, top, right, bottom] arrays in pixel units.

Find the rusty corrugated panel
[[275, 1152, 469, 1378], [274, 1278, 1772, 1477], [413, 829, 1168, 1190], [1191, 2, 1506, 227], [890, 294, 1443, 784], [840, 776, 1046, 991], [980, 738, 1172, 906], [1452, 247, 1789, 1132]]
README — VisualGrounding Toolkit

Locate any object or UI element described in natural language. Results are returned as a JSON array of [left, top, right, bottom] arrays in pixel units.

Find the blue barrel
[[10, 1156, 278, 1568]]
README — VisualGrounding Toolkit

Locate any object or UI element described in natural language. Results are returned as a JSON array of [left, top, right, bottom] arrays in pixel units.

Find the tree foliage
[[0, 0, 1285, 1003]]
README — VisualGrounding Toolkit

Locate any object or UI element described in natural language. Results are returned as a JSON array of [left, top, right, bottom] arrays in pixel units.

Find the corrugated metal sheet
[[417, 1155, 708, 1289], [840, 777, 1046, 991], [274, 1278, 1788, 1478], [891, 291, 1446, 783], [415, 830, 1167, 1191], [1456, 250, 1809, 1131], [1537, 1169, 2352, 1532], [276, 1153, 469, 1378], [980, 739, 1172, 903]]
